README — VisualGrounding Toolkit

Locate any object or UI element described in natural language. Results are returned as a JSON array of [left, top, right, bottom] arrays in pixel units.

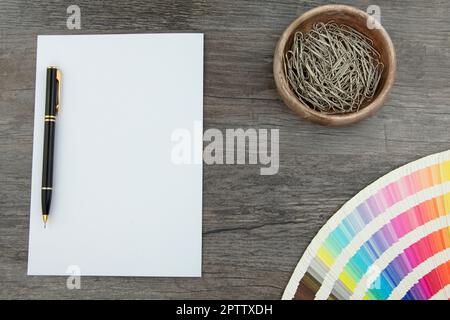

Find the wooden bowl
[[273, 5, 396, 126]]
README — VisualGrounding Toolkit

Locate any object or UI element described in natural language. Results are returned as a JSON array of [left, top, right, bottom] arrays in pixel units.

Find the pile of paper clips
[[284, 22, 384, 114]]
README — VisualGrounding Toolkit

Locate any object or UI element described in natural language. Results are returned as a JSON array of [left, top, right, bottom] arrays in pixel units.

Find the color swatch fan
[[284, 150, 450, 300]]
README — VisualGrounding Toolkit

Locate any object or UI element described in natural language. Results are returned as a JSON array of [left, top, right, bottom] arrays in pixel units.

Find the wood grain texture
[[0, 0, 449, 299]]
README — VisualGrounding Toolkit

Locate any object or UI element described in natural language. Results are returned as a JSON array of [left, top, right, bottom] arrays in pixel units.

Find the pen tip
[[42, 214, 48, 228]]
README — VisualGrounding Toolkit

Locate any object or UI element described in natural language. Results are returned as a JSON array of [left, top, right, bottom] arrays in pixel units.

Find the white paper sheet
[[28, 33, 203, 277]]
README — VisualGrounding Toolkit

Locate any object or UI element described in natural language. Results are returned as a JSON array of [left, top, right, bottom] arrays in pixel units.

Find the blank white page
[[28, 34, 203, 276]]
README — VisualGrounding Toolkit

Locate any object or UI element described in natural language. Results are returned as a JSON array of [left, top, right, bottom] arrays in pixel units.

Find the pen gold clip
[[55, 69, 61, 114]]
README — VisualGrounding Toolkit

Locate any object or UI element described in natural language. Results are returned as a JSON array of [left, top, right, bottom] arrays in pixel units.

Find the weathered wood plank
[[0, 0, 449, 299]]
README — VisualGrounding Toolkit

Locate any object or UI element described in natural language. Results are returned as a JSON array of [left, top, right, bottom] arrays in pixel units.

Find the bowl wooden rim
[[273, 4, 397, 126]]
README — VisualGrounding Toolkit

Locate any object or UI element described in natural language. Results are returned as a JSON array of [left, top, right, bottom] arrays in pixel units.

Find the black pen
[[41, 66, 61, 227]]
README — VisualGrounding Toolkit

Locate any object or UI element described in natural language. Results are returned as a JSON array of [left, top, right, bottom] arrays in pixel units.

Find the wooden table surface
[[1, 0, 449, 299]]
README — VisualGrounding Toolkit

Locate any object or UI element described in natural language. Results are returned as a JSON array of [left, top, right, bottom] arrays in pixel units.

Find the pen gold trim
[[56, 69, 61, 113]]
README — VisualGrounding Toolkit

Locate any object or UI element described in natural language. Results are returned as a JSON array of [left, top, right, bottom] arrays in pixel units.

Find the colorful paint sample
[[283, 150, 450, 300]]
